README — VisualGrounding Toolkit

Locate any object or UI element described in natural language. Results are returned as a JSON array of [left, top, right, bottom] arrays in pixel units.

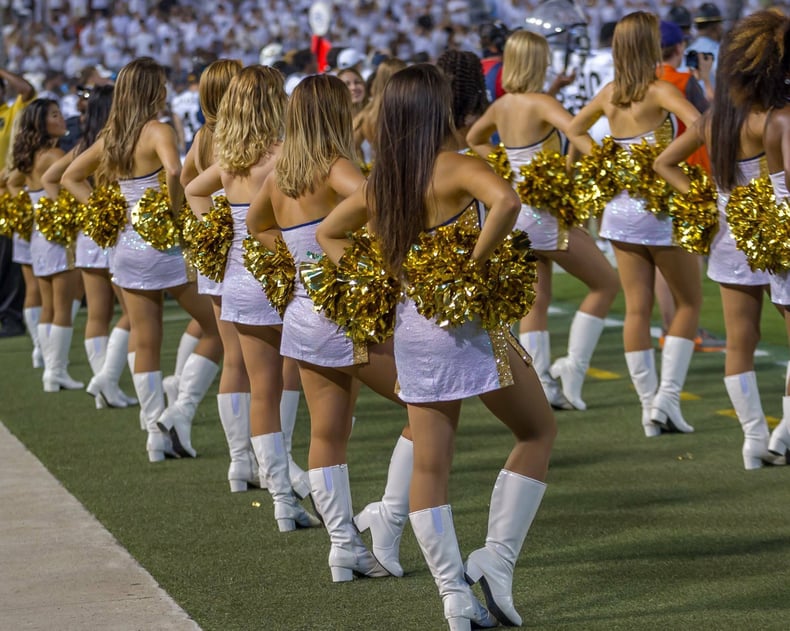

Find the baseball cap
[[260, 43, 283, 67], [337, 48, 364, 70], [660, 20, 685, 48], [694, 3, 723, 24]]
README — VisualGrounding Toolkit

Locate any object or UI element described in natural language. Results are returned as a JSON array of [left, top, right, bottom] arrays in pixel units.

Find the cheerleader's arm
[[316, 183, 369, 266], [184, 163, 222, 218], [62, 139, 101, 204], [246, 173, 280, 252], [42, 148, 76, 201], [654, 116, 707, 195]]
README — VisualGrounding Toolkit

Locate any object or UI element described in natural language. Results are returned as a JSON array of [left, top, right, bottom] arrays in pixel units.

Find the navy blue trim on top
[[281, 217, 323, 232], [120, 166, 163, 181], [504, 128, 558, 151]]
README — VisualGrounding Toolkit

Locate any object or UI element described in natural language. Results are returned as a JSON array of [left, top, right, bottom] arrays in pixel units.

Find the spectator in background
[[688, 2, 723, 93]]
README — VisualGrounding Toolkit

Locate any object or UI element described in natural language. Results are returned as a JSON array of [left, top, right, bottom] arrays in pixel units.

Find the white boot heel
[[277, 518, 296, 532], [43, 379, 60, 392], [447, 617, 472, 631], [229, 479, 249, 493], [330, 565, 354, 583]]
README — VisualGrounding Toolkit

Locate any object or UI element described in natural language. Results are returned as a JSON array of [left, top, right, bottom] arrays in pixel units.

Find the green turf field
[[2, 272, 790, 630]]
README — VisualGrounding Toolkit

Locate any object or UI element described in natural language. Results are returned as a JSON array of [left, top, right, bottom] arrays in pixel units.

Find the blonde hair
[[197, 59, 242, 170], [96, 57, 166, 184], [501, 30, 551, 94], [214, 65, 286, 177], [356, 58, 406, 143], [276, 74, 356, 198], [611, 11, 661, 107]]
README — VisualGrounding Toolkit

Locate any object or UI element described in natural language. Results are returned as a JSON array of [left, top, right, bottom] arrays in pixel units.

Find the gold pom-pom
[[669, 165, 718, 255], [726, 177, 790, 273], [34, 190, 85, 247], [404, 209, 537, 330], [486, 144, 513, 181], [7, 191, 34, 240], [517, 151, 588, 228], [84, 183, 127, 248], [131, 188, 181, 251], [301, 228, 399, 344], [628, 140, 670, 213], [0, 192, 13, 237], [183, 196, 233, 282], [242, 234, 295, 317], [573, 137, 621, 219]]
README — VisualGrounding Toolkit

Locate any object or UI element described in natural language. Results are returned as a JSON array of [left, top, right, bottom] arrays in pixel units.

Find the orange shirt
[[658, 64, 711, 173]]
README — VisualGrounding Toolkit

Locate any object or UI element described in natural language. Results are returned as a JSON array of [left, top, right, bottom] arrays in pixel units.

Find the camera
[[685, 50, 713, 70]]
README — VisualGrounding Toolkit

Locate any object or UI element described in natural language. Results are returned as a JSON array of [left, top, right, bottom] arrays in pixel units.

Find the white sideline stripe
[[0, 422, 201, 631]]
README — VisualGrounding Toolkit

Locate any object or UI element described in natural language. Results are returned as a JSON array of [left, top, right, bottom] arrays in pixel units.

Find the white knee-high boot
[[133, 371, 174, 462], [157, 353, 219, 458], [251, 432, 319, 531], [768, 362, 790, 456], [410, 505, 497, 631], [354, 435, 413, 577], [87, 328, 135, 408], [85, 336, 113, 409], [163, 332, 200, 406], [624, 349, 660, 437], [520, 330, 572, 410], [651, 336, 695, 433], [42, 325, 84, 392], [217, 392, 259, 492], [549, 311, 605, 410], [279, 389, 310, 499], [308, 465, 389, 582], [24, 306, 42, 368], [724, 372, 785, 469], [465, 470, 546, 627]]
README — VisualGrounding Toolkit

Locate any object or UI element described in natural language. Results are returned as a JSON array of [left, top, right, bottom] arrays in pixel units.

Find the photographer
[[687, 2, 723, 96]]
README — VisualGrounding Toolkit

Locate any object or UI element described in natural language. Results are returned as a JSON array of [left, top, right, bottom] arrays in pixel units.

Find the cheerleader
[[654, 16, 787, 469], [747, 9, 790, 458], [41, 85, 136, 409], [318, 65, 556, 631], [568, 12, 701, 437], [8, 99, 82, 392], [246, 74, 413, 578], [352, 58, 406, 161], [435, 50, 488, 151], [185, 65, 317, 530], [62, 58, 222, 462], [468, 29, 620, 411]]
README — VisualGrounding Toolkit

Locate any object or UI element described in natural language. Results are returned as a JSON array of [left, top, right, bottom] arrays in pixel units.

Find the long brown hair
[[611, 11, 661, 108], [214, 65, 285, 177], [711, 10, 790, 190], [96, 57, 166, 184], [12, 98, 59, 174], [196, 59, 242, 171], [356, 58, 406, 144], [368, 64, 454, 277], [276, 74, 355, 198]]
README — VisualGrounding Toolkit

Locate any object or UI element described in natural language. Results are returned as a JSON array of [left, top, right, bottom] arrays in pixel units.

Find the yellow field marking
[[717, 408, 780, 429], [586, 368, 621, 380], [680, 392, 701, 401]]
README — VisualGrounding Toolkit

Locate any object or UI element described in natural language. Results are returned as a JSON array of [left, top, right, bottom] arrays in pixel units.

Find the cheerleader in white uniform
[[42, 85, 136, 409], [63, 58, 221, 463], [468, 30, 619, 411], [247, 74, 413, 579], [655, 17, 787, 469], [186, 65, 317, 530], [755, 9, 790, 458], [568, 12, 702, 438], [319, 65, 556, 631], [8, 98, 82, 392]]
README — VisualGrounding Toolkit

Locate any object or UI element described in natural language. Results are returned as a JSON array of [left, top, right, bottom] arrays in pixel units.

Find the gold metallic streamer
[[403, 207, 537, 330], [131, 186, 182, 251], [668, 164, 718, 255], [8, 190, 34, 241], [726, 177, 790, 273], [517, 151, 588, 228], [0, 192, 13, 237], [181, 197, 232, 281], [301, 228, 399, 344], [84, 183, 127, 248], [34, 189, 85, 247], [242, 234, 295, 317]]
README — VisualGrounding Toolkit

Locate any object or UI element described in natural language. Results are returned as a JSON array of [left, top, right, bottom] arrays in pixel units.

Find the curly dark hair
[[724, 9, 790, 110], [436, 50, 488, 131], [75, 84, 114, 156], [12, 98, 60, 174]]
